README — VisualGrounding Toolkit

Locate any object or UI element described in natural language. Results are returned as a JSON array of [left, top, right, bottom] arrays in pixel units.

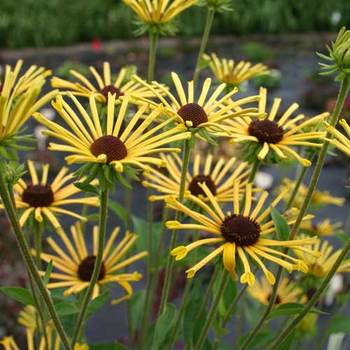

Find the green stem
[[285, 165, 308, 210], [268, 239, 350, 350], [194, 271, 229, 350], [158, 138, 192, 316], [238, 76, 350, 350], [193, 7, 215, 84], [147, 29, 159, 82], [248, 159, 261, 183], [71, 187, 109, 347], [0, 163, 71, 350]]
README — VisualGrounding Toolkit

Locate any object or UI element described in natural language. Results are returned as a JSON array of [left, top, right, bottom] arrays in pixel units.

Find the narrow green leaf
[[0, 287, 34, 305], [326, 315, 350, 334], [268, 303, 327, 319], [43, 260, 53, 286], [86, 290, 110, 319], [74, 182, 99, 195], [153, 303, 177, 349], [271, 208, 290, 240], [54, 300, 79, 317], [109, 200, 128, 224]]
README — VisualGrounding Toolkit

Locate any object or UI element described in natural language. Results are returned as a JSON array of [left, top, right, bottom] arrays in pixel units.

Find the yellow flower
[[326, 118, 350, 157], [0, 306, 89, 350], [134, 72, 259, 134], [203, 53, 269, 86], [51, 62, 164, 104], [1, 161, 98, 228], [294, 237, 350, 277], [38, 222, 147, 303], [225, 87, 329, 166], [300, 218, 342, 236], [0, 60, 57, 141], [248, 277, 306, 305], [166, 182, 318, 285], [278, 178, 345, 209], [123, 0, 197, 24], [33, 93, 191, 173], [142, 152, 251, 202]]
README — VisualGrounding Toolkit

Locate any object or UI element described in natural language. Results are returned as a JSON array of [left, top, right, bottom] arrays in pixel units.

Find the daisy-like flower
[[1, 161, 99, 228], [248, 277, 306, 305], [38, 222, 147, 302], [51, 62, 164, 104], [0, 60, 57, 142], [166, 182, 319, 285], [327, 118, 350, 157], [142, 153, 251, 202], [300, 218, 342, 236], [0, 306, 89, 350], [134, 72, 259, 134], [33, 93, 191, 173], [122, 0, 197, 25], [278, 178, 345, 209], [294, 237, 350, 277], [203, 53, 269, 87], [225, 88, 329, 166]]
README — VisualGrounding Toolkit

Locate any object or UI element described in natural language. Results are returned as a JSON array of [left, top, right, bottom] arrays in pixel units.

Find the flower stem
[[268, 238, 350, 350], [285, 165, 308, 210], [194, 271, 229, 350], [158, 137, 192, 316], [193, 7, 215, 84], [238, 76, 350, 350], [0, 163, 71, 350], [248, 159, 261, 183], [147, 29, 159, 82], [71, 187, 109, 347]]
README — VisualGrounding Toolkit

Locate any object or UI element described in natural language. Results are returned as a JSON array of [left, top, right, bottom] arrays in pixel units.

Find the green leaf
[[86, 290, 110, 319], [109, 200, 129, 224], [129, 290, 145, 332], [54, 300, 79, 317], [90, 342, 127, 350], [153, 303, 177, 349], [0, 287, 34, 305], [74, 182, 99, 195], [271, 208, 290, 240], [326, 315, 350, 334], [268, 303, 327, 319]]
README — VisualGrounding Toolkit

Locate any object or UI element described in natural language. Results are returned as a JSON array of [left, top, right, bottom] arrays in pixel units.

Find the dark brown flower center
[[267, 293, 282, 304], [221, 214, 260, 246], [90, 135, 127, 163], [0, 83, 3, 95], [248, 120, 284, 144], [306, 288, 316, 301], [177, 103, 208, 127], [188, 174, 216, 197], [22, 185, 54, 207], [77, 255, 106, 282], [100, 85, 124, 99]]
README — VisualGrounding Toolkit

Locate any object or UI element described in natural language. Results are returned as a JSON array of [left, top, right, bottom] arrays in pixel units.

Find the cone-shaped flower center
[[188, 174, 216, 197], [77, 255, 106, 282], [100, 85, 124, 99], [22, 184, 54, 207], [90, 135, 128, 163], [267, 293, 282, 304], [248, 120, 284, 144], [221, 214, 261, 246], [177, 103, 208, 127]]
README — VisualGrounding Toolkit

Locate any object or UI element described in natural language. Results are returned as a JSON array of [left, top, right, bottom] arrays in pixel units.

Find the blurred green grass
[[1, 0, 350, 48]]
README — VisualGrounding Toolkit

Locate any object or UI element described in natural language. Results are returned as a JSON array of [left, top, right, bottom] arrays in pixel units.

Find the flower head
[[166, 182, 318, 285], [33, 93, 190, 173], [38, 222, 147, 303], [52, 62, 163, 104], [278, 178, 345, 209], [123, 0, 197, 25], [293, 237, 350, 277], [203, 53, 269, 87], [225, 88, 329, 166], [134, 72, 259, 136], [300, 218, 342, 237], [1, 161, 98, 228], [248, 277, 306, 305], [0, 60, 57, 149], [142, 152, 251, 202]]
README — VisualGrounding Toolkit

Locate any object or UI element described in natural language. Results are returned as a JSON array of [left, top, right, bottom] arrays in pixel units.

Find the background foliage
[[1, 0, 350, 48]]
